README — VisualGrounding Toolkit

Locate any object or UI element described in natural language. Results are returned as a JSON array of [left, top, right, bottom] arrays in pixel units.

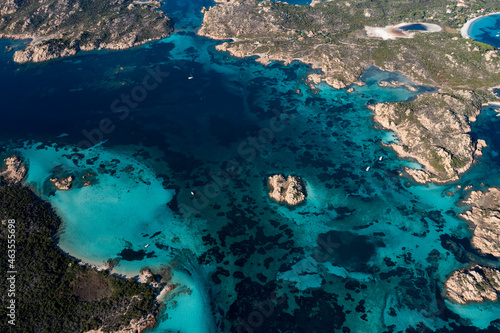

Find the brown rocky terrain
[[268, 174, 306, 206], [371, 91, 487, 184], [445, 265, 500, 305], [0, 0, 173, 63], [0, 155, 27, 184], [460, 188, 500, 258]]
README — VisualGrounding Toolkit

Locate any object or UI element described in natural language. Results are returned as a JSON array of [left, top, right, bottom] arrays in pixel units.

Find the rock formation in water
[[445, 265, 500, 305], [50, 175, 74, 191], [443, 187, 500, 304], [370, 91, 487, 184], [0, 0, 173, 63], [0, 155, 27, 184], [460, 188, 500, 258], [268, 174, 306, 206]]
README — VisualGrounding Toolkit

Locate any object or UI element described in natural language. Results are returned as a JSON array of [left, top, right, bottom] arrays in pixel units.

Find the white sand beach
[[461, 12, 500, 38]]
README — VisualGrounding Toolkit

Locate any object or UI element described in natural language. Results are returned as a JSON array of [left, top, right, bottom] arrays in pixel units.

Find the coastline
[[460, 12, 500, 39]]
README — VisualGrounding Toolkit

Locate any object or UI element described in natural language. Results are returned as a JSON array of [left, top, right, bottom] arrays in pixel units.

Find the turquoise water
[[1, 0, 500, 332], [468, 13, 500, 48]]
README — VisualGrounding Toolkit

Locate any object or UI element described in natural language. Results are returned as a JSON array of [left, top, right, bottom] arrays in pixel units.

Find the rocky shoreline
[[443, 187, 500, 305], [0, 155, 27, 184], [0, 0, 173, 63], [370, 91, 487, 184], [445, 265, 500, 305], [459, 188, 500, 258], [198, 0, 500, 184]]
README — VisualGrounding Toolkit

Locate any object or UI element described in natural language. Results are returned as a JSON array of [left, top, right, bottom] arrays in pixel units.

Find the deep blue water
[[468, 13, 500, 48], [399, 24, 428, 31], [2, 1, 500, 332]]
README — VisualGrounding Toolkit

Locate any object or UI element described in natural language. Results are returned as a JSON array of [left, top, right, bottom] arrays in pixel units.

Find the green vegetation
[[0, 184, 157, 333], [0, 0, 173, 62]]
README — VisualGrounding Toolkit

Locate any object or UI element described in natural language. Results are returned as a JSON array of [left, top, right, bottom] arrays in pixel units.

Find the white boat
[[145, 244, 150, 248], [191, 191, 195, 195], [188, 73, 194, 80], [379, 156, 383, 161], [366, 166, 371, 171]]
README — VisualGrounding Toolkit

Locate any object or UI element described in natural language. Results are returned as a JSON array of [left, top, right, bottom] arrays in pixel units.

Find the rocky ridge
[[85, 314, 157, 333], [443, 187, 500, 304]]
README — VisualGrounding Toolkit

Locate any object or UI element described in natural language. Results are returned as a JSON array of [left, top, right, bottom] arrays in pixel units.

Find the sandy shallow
[[461, 12, 500, 38]]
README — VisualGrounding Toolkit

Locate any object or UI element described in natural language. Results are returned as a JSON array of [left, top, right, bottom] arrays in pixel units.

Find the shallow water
[[1, 0, 500, 332]]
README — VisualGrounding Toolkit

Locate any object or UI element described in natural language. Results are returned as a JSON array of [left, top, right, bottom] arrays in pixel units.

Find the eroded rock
[[50, 175, 74, 191], [445, 265, 500, 305], [1, 155, 27, 184], [460, 188, 500, 258], [268, 174, 306, 206]]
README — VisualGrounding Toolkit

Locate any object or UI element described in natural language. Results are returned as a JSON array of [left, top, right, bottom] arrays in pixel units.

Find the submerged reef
[[268, 174, 306, 206]]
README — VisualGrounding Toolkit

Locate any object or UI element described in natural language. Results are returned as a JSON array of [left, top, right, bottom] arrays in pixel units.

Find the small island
[[268, 174, 306, 206], [445, 265, 500, 305], [50, 175, 75, 191]]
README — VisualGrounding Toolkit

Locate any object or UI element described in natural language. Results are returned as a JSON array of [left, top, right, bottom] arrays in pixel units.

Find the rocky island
[[198, 0, 500, 184], [50, 175, 75, 191], [445, 265, 500, 305], [268, 174, 306, 206], [459, 188, 500, 258], [0, 0, 173, 63]]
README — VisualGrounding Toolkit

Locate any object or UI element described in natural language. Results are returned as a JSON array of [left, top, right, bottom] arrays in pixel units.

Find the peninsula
[[0, 0, 173, 63]]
